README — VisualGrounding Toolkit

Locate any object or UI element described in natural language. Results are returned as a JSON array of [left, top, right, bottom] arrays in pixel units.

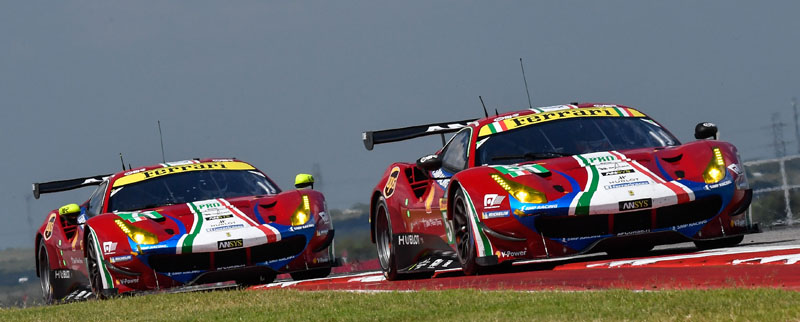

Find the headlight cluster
[[491, 174, 547, 204], [703, 147, 726, 184], [291, 195, 312, 226], [115, 219, 158, 245]]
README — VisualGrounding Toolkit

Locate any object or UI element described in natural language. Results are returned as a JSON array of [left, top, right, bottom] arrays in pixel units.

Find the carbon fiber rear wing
[[33, 174, 110, 199], [362, 119, 477, 151]]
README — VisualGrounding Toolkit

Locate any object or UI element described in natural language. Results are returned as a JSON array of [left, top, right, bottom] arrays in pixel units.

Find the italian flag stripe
[[574, 155, 599, 215], [609, 151, 691, 204], [218, 198, 279, 243], [90, 228, 113, 289], [182, 202, 204, 254], [530, 164, 548, 173], [463, 189, 492, 256]]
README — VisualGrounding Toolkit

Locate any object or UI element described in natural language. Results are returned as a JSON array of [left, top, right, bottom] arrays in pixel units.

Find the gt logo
[[383, 167, 401, 198], [103, 241, 117, 254], [483, 194, 505, 209]]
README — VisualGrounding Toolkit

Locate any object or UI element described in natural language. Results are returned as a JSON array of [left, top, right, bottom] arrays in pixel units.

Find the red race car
[[363, 103, 756, 279], [34, 158, 335, 303]]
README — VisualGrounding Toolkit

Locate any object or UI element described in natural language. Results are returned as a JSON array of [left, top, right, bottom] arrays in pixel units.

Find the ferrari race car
[[34, 159, 335, 303], [362, 103, 756, 279]]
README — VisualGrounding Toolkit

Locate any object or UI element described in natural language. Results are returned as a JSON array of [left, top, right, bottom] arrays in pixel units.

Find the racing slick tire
[[453, 187, 482, 276], [375, 197, 402, 281], [693, 235, 744, 250], [290, 266, 332, 281], [38, 239, 57, 304]]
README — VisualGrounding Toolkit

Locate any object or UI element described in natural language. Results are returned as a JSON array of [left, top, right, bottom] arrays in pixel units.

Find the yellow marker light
[[491, 174, 547, 204], [703, 147, 727, 184], [303, 195, 310, 211]]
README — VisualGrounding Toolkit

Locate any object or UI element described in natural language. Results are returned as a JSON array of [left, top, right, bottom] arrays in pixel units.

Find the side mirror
[[295, 173, 315, 189], [416, 154, 442, 171], [59, 203, 81, 217], [694, 122, 718, 140]]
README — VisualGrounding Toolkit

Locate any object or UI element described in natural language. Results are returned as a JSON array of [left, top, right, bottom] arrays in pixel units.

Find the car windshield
[[475, 117, 679, 165], [107, 170, 279, 212]]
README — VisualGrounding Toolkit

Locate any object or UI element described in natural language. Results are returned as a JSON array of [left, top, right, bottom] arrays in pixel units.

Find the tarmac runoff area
[[257, 227, 800, 292]]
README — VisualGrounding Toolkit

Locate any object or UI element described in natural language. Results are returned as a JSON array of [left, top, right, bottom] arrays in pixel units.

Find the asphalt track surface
[[254, 227, 800, 291]]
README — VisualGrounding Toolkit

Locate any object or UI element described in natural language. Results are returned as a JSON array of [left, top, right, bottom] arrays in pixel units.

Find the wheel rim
[[453, 193, 474, 265], [38, 243, 52, 301], [86, 234, 103, 294], [375, 205, 392, 270]]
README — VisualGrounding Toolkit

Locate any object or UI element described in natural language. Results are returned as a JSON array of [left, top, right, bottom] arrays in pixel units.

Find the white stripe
[[671, 180, 696, 201], [76, 290, 87, 298], [219, 198, 281, 241], [264, 224, 282, 242], [462, 189, 487, 256]]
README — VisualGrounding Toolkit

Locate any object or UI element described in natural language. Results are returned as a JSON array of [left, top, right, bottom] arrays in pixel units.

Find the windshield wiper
[[492, 152, 572, 161]]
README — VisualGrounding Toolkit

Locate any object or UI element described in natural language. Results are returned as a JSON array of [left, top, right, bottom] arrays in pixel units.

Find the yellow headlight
[[703, 147, 727, 184], [292, 211, 310, 226], [115, 220, 158, 245], [492, 174, 547, 204]]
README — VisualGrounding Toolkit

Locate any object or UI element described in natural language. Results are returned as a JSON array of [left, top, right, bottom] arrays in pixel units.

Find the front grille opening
[[147, 235, 307, 273], [533, 196, 723, 239], [535, 214, 609, 238]]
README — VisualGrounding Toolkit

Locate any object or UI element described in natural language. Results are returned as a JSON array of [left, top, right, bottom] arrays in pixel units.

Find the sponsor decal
[[732, 219, 748, 227], [118, 278, 139, 285], [728, 164, 743, 175], [617, 229, 651, 236], [316, 229, 330, 237], [483, 194, 505, 209], [704, 179, 732, 191], [428, 259, 444, 269], [217, 238, 244, 250], [479, 107, 645, 137], [520, 204, 557, 211], [601, 169, 634, 176], [318, 211, 330, 224], [289, 223, 315, 232], [493, 113, 519, 122], [123, 168, 146, 176], [618, 198, 652, 211], [103, 241, 117, 254], [413, 258, 432, 270], [54, 270, 71, 279], [70, 258, 85, 265], [43, 213, 57, 241], [424, 122, 478, 133], [383, 167, 401, 198], [110, 255, 132, 263], [397, 234, 422, 246], [495, 250, 527, 258], [113, 161, 256, 187], [482, 210, 510, 219], [584, 155, 619, 165], [205, 224, 245, 233], [205, 214, 234, 221], [604, 181, 649, 190]]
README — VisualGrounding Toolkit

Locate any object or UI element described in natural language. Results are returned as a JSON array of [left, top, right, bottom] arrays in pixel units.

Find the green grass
[[1, 288, 798, 321]]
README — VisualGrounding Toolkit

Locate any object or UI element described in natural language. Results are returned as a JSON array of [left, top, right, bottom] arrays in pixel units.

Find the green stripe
[[489, 123, 499, 134], [575, 155, 599, 215], [530, 164, 548, 173], [612, 107, 626, 117], [463, 189, 492, 256], [182, 202, 204, 253], [90, 228, 113, 289]]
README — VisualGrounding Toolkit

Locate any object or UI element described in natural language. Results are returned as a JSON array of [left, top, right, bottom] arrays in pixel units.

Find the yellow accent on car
[[491, 174, 547, 204], [703, 147, 727, 184], [58, 203, 80, 216], [112, 161, 255, 187], [114, 219, 158, 245], [478, 107, 646, 137]]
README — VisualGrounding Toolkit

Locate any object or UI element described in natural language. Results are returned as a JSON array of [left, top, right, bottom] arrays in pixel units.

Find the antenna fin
[[479, 96, 489, 118], [158, 120, 166, 163], [119, 153, 125, 171], [495, 108, 499, 116]]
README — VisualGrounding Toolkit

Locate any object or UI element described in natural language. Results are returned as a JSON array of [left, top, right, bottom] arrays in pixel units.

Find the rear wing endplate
[[362, 119, 477, 151], [33, 174, 110, 199]]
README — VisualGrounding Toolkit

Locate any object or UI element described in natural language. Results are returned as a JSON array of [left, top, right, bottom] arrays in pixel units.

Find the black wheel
[[694, 235, 744, 250], [453, 188, 480, 275], [86, 232, 107, 299], [375, 197, 400, 281], [290, 266, 332, 281], [606, 244, 654, 258], [38, 240, 55, 304]]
